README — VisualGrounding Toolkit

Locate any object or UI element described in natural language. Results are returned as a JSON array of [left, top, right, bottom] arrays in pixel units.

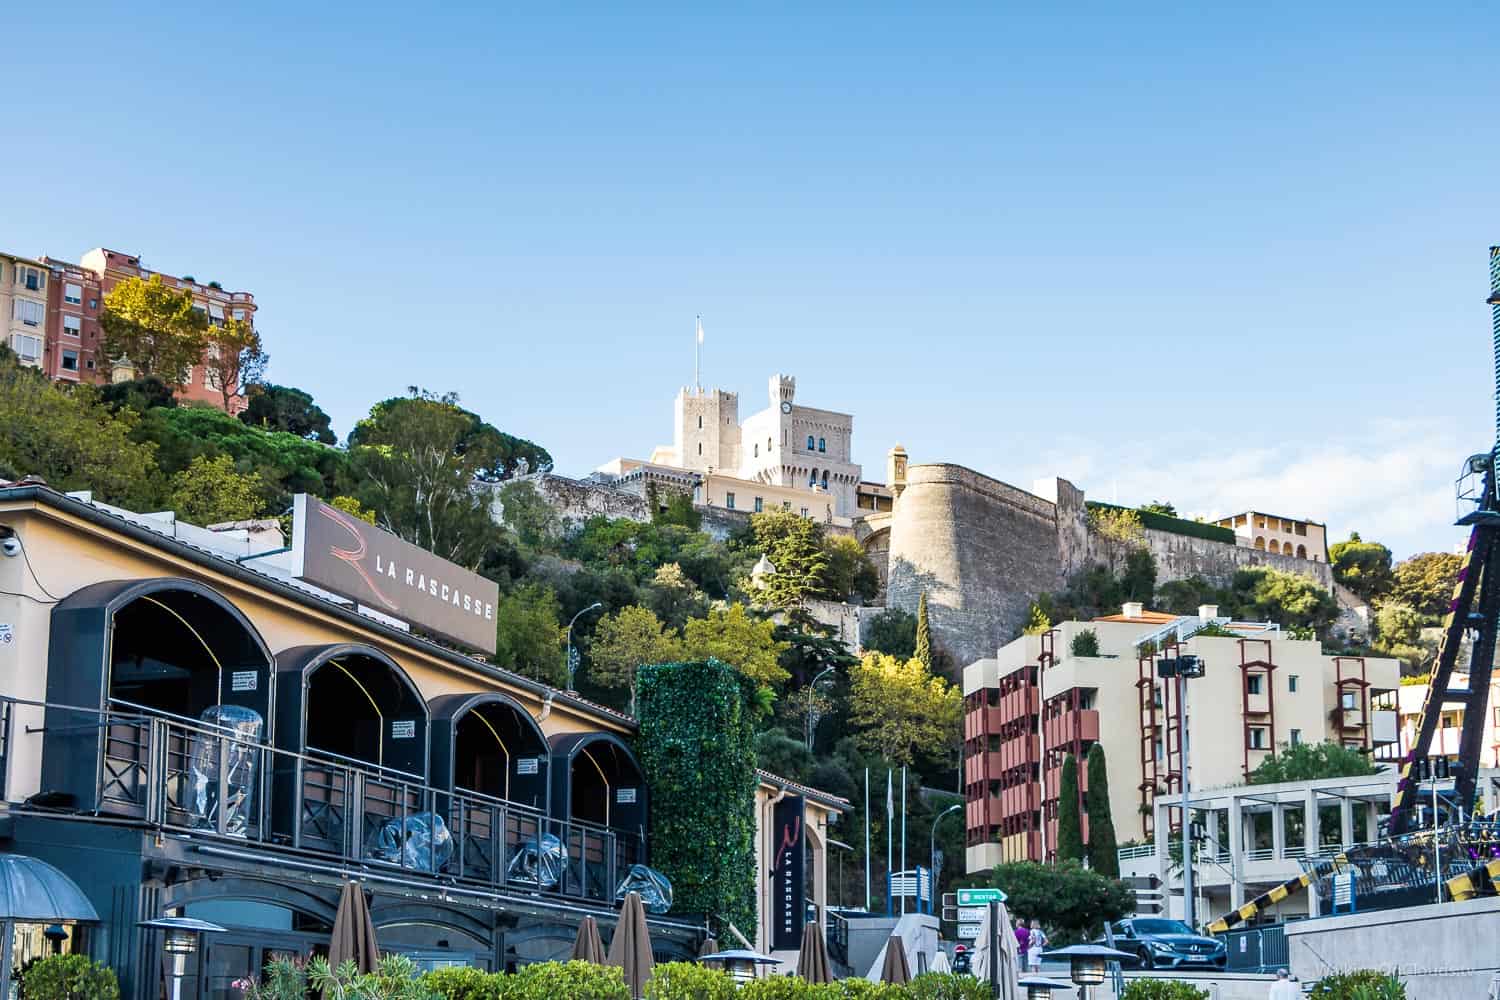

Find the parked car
[[1097, 918, 1228, 970]]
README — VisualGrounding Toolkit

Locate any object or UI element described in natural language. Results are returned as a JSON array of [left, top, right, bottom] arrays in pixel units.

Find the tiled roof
[[756, 768, 852, 811]]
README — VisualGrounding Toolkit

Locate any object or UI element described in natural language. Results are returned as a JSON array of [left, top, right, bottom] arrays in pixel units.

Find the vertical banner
[[773, 794, 807, 951]]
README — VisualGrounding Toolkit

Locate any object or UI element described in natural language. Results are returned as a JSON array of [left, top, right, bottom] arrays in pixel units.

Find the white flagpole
[[901, 766, 908, 915], [886, 769, 894, 915], [694, 315, 702, 391], [864, 768, 871, 911]]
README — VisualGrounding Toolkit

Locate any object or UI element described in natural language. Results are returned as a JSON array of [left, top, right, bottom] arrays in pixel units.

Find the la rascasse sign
[[290, 495, 500, 654]]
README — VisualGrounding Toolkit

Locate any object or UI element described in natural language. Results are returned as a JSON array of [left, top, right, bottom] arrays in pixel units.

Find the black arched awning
[[429, 693, 549, 811], [43, 579, 275, 812], [549, 732, 647, 834], [276, 644, 429, 778]]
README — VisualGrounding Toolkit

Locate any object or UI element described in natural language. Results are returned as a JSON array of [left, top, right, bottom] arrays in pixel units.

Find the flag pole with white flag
[[694, 315, 703, 391], [864, 768, 871, 911], [886, 769, 894, 915]]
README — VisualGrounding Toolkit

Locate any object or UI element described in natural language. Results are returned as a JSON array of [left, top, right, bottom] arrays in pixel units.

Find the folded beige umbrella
[[328, 881, 379, 974], [607, 891, 655, 999], [698, 936, 720, 958], [879, 933, 911, 985], [572, 915, 606, 964], [796, 923, 833, 984]]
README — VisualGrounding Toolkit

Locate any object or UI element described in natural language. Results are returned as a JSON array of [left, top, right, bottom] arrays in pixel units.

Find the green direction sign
[[955, 888, 1007, 906]]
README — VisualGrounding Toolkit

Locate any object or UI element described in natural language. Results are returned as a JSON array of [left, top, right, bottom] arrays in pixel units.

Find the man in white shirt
[[1269, 969, 1300, 999]]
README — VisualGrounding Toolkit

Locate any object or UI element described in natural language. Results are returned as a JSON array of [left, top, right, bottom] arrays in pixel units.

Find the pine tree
[[1056, 753, 1085, 863], [915, 591, 933, 671], [1085, 744, 1119, 877]]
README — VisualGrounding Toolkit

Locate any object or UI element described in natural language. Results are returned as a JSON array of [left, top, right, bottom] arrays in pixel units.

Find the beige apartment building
[[2, 252, 50, 370], [962, 603, 1399, 873], [1213, 510, 1328, 562], [1390, 672, 1500, 767]]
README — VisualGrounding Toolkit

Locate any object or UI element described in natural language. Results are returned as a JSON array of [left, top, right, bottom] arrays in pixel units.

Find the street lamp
[[929, 803, 961, 894], [1154, 652, 1205, 929], [1043, 944, 1132, 998], [565, 602, 604, 691], [1018, 976, 1073, 1000], [139, 916, 226, 1000], [806, 666, 838, 750]]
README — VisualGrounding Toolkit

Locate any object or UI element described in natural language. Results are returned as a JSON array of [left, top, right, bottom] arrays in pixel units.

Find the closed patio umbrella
[[328, 881, 379, 974], [931, 949, 951, 975], [698, 936, 720, 959], [607, 891, 654, 999], [795, 923, 832, 984], [879, 934, 911, 985], [572, 916, 606, 964]]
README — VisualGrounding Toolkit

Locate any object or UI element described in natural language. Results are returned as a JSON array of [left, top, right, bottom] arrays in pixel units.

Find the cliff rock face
[[884, 464, 1336, 673]]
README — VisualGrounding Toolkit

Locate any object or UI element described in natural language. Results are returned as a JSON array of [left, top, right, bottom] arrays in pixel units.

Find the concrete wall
[[1286, 896, 1500, 1000], [886, 464, 1063, 672]]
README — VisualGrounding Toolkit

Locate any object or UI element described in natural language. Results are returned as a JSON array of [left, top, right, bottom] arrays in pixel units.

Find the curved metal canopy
[[0, 855, 99, 922]]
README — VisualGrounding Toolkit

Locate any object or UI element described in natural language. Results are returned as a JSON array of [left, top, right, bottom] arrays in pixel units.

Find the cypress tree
[[1085, 744, 1119, 877], [1056, 753, 1085, 863], [915, 591, 933, 670]]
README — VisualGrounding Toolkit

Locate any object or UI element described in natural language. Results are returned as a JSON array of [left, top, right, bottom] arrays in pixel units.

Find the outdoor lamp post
[[565, 602, 604, 690], [929, 803, 961, 892], [139, 916, 226, 1000], [1044, 944, 1132, 999], [806, 666, 838, 750], [42, 924, 66, 955], [699, 949, 780, 984], [1017, 976, 1073, 1000]]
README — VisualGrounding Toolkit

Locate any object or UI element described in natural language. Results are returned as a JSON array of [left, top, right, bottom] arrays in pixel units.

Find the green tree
[[1248, 740, 1376, 784], [351, 390, 552, 480], [331, 495, 376, 524], [1023, 601, 1051, 636], [1087, 505, 1146, 571], [99, 275, 210, 386], [983, 860, 1134, 942], [1374, 601, 1423, 649], [821, 534, 880, 603], [679, 603, 788, 686], [99, 376, 177, 414], [753, 727, 816, 783], [1121, 548, 1157, 604], [497, 479, 558, 549], [492, 584, 564, 685], [864, 607, 917, 659], [1070, 629, 1100, 657], [847, 652, 960, 766], [748, 510, 829, 607], [1085, 745, 1119, 877], [168, 454, 265, 524], [645, 562, 708, 629], [648, 485, 702, 531], [1056, 753, 1085, 862], [1330, 532, 1394, 603], [588, 605, 680, 712], [202, 317, 268, 411], [915, 591, 934, 668], [1139, 501, 1178, 517], [348, 391, 505, 569], [1155, 576, 1226, 616], [1227, 566, 1338, 634], [239, 383, 337, 443], [0, 354, 158, 506], [1390, 552, 1463, 620]]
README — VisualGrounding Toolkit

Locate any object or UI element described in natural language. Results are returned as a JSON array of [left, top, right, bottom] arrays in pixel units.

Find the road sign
[[956, 888, 1007, 905], [957, 907, 985, 923], [956, 923, 983, 940]]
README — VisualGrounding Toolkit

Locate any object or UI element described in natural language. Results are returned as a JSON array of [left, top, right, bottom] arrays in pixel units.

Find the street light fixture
[[565, 602, 604, 691], [929, 803, 961, 893], [139, 916, 227, 1000], [805, 666, 838, 750]]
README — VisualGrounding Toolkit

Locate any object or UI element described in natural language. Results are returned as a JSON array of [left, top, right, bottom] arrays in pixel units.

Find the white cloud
[[1023, 417, 1472, 559]]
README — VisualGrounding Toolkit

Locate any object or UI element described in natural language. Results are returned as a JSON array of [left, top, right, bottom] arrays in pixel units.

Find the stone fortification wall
[[885, 464, 1062, 672], [492, 473, 653, 530], [1071, 524, 1336, 591]]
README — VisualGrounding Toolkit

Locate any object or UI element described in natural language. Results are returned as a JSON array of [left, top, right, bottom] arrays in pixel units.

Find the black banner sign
[[772, 794, 806, 951]]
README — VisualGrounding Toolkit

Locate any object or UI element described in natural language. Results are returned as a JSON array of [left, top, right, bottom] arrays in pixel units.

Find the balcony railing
[[37, 698, 641, 907]]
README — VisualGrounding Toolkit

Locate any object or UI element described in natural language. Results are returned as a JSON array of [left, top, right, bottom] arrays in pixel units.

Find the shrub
[[510, 961, 628, 1000], [642, 962, 736, 1000], [1309, 970, 1406, 1000], [1070, 629, 1100, 657], [423, 967, 505, 1000], [739, 979, 813, 1000], [21, 955, 120, 1000], [1120, 980, 1210, 1000], [905, 972, 993, 999]]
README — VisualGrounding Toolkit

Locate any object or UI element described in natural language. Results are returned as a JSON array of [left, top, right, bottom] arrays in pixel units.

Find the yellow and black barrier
[[1446, 858, 1500, 902], [1206, 853, 1349, 935]]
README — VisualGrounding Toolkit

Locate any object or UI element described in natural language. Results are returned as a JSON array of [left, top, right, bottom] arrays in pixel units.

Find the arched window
[[1268, 540, 1280, 554], [818, 437, 826, 453], [807, 435, 815, 450], [1296, 544, 1308, 559], [697, 415, 702, 429], [1254, 536, 1266, 550], [697, 442, 702, 455], [809, 468, 819, 487]]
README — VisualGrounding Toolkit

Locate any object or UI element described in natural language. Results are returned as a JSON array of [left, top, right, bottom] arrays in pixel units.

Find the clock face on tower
[[780, 401, 792, 414]]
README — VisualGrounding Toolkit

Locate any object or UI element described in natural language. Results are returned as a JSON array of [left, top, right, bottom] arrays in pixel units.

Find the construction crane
[[1387, 245, 1500, 835]]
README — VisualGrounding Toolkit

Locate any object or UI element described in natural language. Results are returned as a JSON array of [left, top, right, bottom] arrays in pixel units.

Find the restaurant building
[[0, 485, 844, 998]]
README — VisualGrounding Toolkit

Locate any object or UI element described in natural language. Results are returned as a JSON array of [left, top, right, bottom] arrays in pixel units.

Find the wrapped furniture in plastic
[[507, 833, 566, 889], [615, 864, 674, 913], [189, 705, 265, 837], [364, 811, 454, 871]]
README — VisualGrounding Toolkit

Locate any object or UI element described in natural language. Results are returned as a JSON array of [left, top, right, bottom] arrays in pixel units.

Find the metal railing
[[33, 697, 642, 907], [1222, 924, 1287, 973], [1117, 843, 1156, 861]]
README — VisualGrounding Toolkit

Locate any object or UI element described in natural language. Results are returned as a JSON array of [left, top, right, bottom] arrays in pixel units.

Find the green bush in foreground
[[20, 955, 120, 1000], [1308, 970, 1406, 1000], [1120, 979, 1211, 1000]]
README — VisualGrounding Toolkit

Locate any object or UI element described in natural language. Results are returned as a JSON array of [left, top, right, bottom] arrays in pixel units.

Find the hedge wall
[[1085, 501, 1236, 545], [636, 658, 758, 937]]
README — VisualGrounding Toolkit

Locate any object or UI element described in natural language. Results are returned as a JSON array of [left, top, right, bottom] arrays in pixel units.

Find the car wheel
[[1137, 948, 1154, 970]]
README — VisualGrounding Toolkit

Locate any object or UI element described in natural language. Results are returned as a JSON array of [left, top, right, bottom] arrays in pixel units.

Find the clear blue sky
[[3, 3, 1493, 558]]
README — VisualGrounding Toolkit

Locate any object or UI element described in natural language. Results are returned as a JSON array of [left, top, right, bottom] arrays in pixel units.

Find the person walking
[[1026, 919, 1047, 972], [1268, 969, 1299, 999], [1013, 919, 1030, 962]]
